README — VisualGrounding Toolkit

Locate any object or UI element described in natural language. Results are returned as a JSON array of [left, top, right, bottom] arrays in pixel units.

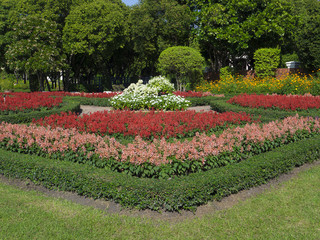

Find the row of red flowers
[[0, 92, 63, 112], [32, 110, 255, 139], [0, 90, 212, 113], [227, 93, 320, 111]]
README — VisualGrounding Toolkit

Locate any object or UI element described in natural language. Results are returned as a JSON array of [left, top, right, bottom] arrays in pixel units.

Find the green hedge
[[209, 98, 320, 122], [1, 135, 319, 212], [64, 96, 111, 107], [0, 99, 81, 124]]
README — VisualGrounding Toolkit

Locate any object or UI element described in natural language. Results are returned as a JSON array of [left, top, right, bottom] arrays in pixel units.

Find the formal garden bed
[[0, 77, 320, 211]]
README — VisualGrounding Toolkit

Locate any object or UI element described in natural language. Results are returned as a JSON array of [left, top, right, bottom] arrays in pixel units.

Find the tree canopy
[[0, 0, 318, 91], [188, 0, 295, 72]]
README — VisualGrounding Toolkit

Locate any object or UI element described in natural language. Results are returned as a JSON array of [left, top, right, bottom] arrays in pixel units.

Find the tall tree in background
[[0, 0, 17, 69], [5, 15, 65, 91], [4, 0, 84, 91], [63, 0, 128, 90], [128, 0, 193, 76], [291, 0, 320, 71], [188, 0, 295, 73]]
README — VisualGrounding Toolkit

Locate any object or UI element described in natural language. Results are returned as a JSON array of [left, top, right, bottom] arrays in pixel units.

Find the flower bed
[[196, 73, 320, 95], [0, 92, 63, 114], [110, 76, 191, 110], [1, 115, 319, 178], [227, 93, 320, 111], [173, 91, 213, 98], [32, 110, 255, 139]]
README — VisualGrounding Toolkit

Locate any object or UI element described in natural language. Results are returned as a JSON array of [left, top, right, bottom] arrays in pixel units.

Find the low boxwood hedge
[[64, 96, 111, 107], [1, 135, 319, 212], [0, 99, 81, 124]]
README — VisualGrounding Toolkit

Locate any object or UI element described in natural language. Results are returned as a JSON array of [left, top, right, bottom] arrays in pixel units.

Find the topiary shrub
[[158, 46, 205, 91], [254, 48, 281, 78]]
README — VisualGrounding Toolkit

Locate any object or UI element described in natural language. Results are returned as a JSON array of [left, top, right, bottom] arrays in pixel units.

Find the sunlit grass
[[1, 162, 320, 239]]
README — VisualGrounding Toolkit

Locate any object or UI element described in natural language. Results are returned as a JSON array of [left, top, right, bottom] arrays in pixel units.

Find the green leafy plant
[[0, 72, 15, 91], [219, 66, 234, 80], [158, 46, 204, 91], [254, 48, 281, 78]]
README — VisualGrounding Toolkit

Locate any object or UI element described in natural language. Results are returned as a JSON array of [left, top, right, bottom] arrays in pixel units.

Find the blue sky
[[122, 0, 139, 6]]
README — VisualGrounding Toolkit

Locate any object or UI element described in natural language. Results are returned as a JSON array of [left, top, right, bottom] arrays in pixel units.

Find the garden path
[[80, 105, 213, 115]]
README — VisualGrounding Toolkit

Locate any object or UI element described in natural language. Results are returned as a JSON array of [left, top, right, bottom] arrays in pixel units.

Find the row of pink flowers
[[1, 115, 319, 166]]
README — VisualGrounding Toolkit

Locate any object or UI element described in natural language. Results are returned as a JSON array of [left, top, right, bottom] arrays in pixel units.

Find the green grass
[[1, 162, 320, 240]]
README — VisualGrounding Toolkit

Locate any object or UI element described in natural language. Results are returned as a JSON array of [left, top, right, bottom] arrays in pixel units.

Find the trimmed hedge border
[[64, 96, 111, 107], [0, 135, 319, 212], [0, 99, 81, 124]]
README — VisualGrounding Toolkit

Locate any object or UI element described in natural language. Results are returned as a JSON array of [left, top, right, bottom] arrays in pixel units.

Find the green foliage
[[5, 14, 65, 91], [63, 0, 127, 57], [0, 99, 80, 123], [292, 0, 320, 71], [189, 0, 295, 73], [146, 76, 175, 94], [1, 135, 319, 211], [158, 46, 204, 91], [62, 0, 128, 90], [219, 66, 234, 80], [128, 0, 193, 76], [0, 71, 15, 91], [280, 53, 300, 68], [64, 96, 111, 107], [0, 0, 16, 68], [254, 48, 281, 78]]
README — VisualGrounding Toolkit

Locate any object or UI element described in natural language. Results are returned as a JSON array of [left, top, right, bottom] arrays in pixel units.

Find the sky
[[122, 0, 139, 6]]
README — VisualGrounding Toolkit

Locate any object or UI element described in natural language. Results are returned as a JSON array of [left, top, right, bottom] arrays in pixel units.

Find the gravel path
[[80, 105, 213, 115]]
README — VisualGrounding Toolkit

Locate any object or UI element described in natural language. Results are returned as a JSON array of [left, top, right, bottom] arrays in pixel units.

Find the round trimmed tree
[[157, 46, 204, 91]]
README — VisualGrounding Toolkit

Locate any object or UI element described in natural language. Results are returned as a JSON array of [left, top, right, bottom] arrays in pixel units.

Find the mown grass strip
[[0, 135, 320, 212], [1, 163, 319, 239]]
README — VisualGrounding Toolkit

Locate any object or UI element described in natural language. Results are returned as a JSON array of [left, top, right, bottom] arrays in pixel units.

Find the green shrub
[[158, 46, 205, 91], [0, 72, 15, 91], [254, 48, 281, 78]]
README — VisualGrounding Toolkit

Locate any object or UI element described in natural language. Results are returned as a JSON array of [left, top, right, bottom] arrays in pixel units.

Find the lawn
[[1, 161, 319, 239]]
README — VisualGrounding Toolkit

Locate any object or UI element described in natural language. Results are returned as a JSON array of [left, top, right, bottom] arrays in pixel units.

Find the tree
[[188, 0, 295, 73], [5, 14, 65, 91], [291, 0, 320, 71], [0, 0, 17, 69], [158, 46, 204, 91], [3, 0, 84, 90], [128, 0, 193, 76], [62, 0, 128, 90]]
